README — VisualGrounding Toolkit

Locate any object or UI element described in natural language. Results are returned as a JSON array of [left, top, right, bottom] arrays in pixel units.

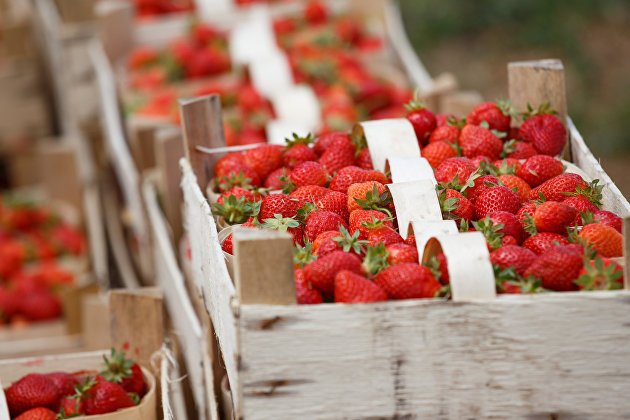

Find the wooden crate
[[179, 60, 630, 419]]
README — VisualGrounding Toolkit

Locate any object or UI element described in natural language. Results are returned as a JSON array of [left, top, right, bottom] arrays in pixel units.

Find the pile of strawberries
[[4, 349, 147, 419], [209, 97, 625, 303], [0, 196, 86, 326]]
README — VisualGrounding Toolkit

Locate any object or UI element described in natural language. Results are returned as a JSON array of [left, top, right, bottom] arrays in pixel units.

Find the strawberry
[[575, 257, 624, 290], [474, 186, 521, 220], [405, 98, 436, 145], [532, 201, 577, 234], [519, 111, 566, 156], [504, 140, 537, 159], [19, 291, 62, 321], [459, 124, 503, 161], [264, 167, 291, 189], [592, 210, 622, 233], [214, 152, 244, 178], [490, 245, 537, 276], [466, 101, 512, 133], [316, 191, 350, 222], [356, 148, 373, 170], [349, 209, 392, 240], [289, 161, 328, 188], [217, 165, 261, 192], [529, 173, 588, 202], [523, 245, 582, 291], [334, 270, 388, 303], [304, 251, 363, 296], [100, 348, 146, 397], [466, 175, 499, 203], [374, 264, 440, 299], [0, 286, 19, 318], [243, 144, 284, 179], [83, 379, 135, 415], [579, 223, 623, 258], [434, 157, 476, 186], [438, 188, 474, 224], [14, 407, 57, 420], [329, 166, 388, 194], [212, 191, 259, 226], [290, 185, 329, 204], [258, 194, 304, 220], [221, 219, 257, 255], [216, 187, 256, 205], [364, 220, 403, 247], [312, 231, 343, 256], [428, 125, 459, 145], [516, 155, 564, 187], [385, 243, 419, 265], [294, 268, 323, 304], [522, 232, 570, 255], [59, 395, 85, 417], [45, 372, 78, 398], [404, 234, 416, 247], [303, 210, 348, 243], [563, 195, 598, 225], [347, 181, 388, 214], [6, 374, 59, 416], [313, 132, 348, 157], [492, 158, 522, 174], [488, 211, 523, 243], [262, 215, 305, 246], [422, 141, 458, 169], [318, 135, 356, 176], [304, 0, 328, 24]]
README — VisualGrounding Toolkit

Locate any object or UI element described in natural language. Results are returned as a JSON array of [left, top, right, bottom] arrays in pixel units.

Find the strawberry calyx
[[403, 89, 426, 112], [362, 243, 389, 277], [285, 132, 315, 149], [293, 242, 316, 268], [520, 102, 557, 121], [562, 179, 603, 208], [446, 115, 465, 129], [218, 171, 252, 192], [574, 257, 623, 291], [495, 99, 517, 118], [522, 213, 538, 236], [332, 225, 369, 255], [479, 121, 507, 139], [458, 219, 471, 232], [423, 255, 443, 283], [296, 202, 319, 224], [350, 129, 368, 156], [360, 215, 394, 231], [354, 184, 393, 216], [278, 173, 296, 194], [261, 214, 300, 232], [211, 195, 260, 225], [472, 216, 505, 251], [500, 139, 517, 158], [100, 348, 134, 384]]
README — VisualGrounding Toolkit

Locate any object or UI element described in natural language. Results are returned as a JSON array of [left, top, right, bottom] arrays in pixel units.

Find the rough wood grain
[[233, 229, 296, 306], [154, 128, 185, 245], [238, 292, 630, 419]]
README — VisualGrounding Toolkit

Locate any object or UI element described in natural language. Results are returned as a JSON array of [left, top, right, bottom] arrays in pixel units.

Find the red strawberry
[[497, 175, 531, 203], [434, 157, 476, 185], [316, 190, 350, 222], [101, 348, 146, 397], [374, 264, 440, 299], [243, 144, 284, 179], [258, 194, 304, 220], [579, 223, 623, 258], [428, 125, 459, 145], [487, 211, 523, 243], [505, 140, 537, 159], [422, 141, 458, 169], [523, 245, 582, 291], [214, 152, 244, 178], [329, 166, 388, 194], [14, 407, 57, 420], [356, 148, 373, 170], [459, 124, 503, 161], [474, 186, 521, 220], [466, 175, 499, 203], [0, 286, 19, 318], [530, 173, 588, 202], [218, 165, 261, 192], [347, 181, 388, 214], [366, 223, 403, 247], [519, 113, 566, 156], [516, 155, 564, 187], [289, 161, 328, 188], [303, 251, 363, 296], [563, 196, 598, 225], [216, 187, 255, 206], [304, 0, 328, 24], [45, 372, 78, 398], [466, 101, 511, 133], [83, 379, 135, 415], [221, 219, 257, 255], [385, 243, 419, 265], [334, 270, 388, 303], [313, 132, 348, 156], [349, 210, 392, 240], [294, 268, 323, 304], [532, 201, 577, 234], [575, 257, 624, 290], [405, 100, 436, 146], [593, 210, 622, 233], [490, 245, 537, 276], [59, 395, 85, 417], [261, 215, 305, 246], [493, 158, 522, 174], [318, 135, 356, 176], [522, 232, 570, 255], [438, 189, 474, 224], [290, 185, 329, 204], [304, 211, 348, 243], [404, 234, 416, 247], [6, 374, 59, 416], [312, 231, 342, 256], [19, 291, 62, 321], [264, 167, 291, 189]]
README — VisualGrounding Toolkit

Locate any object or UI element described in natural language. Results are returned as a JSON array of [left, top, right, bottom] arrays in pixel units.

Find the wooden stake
[[179, 94, 226, 189], [154, 128, 185, 245], [233, 229, 296, 305], [36, 140, 83, 212]]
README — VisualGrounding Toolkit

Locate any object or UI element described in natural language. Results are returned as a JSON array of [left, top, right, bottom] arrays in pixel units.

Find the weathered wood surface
[[238, 292, 630, 419]]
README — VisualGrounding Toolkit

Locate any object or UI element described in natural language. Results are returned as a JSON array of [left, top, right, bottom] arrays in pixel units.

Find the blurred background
[[400, 0, 630, 196]]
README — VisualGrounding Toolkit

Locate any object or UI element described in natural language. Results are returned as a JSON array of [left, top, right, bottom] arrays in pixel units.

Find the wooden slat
[[154, 128, 185, 245]]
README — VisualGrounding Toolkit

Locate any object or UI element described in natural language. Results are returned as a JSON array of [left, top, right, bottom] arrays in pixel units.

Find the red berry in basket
[[466, 101, 512, 133], [14, 407, 57, 420], [6, 374, 59, 416], [524, 245, 582, 291], [214, 152, 244, 178], [283, 144, 316, 169], [83, 379, 135, 415], [295, 269, 323, 304], [490, 245, 537, 276], [101, 348, 147, 397], [405, 100, 436, 146], [522, 232, 570, 255], [304, 250, 363, 296], [533, 201, 577, 234], [313, 132, 348, 157], [366, 222, 403, 247], [19, 291, 62, 321], [349, 210, 392, 240], [517, 155, 564, 187], [434, 157, 476, 186], [593, 210, 622, 233], [334, 270, 387, 303], [356, 148, 374, 170], [45, 372, 79, 398], [488, 211, 523, 243], [218, 165, 261, 192], [385, 243, 419, 266], [264, 167, 291, 190], [519, 113, 567, 156], [474, 186, 521, 220], [347, 181, 388, 213], [575, 257, 624, 290], [291, 185, 329, 204], [438, 189, 474, 225], [0, 286, 19, 318], [329, 166, 388, 194], [563, 196, 599, 225], [216, 187, 255, 206], [60, 396, 85, 417], [317, 191, 350, 222], [312, 231, 342, 256], [467, 175, 499, 203], [505, 140, 537, 160], [428, 125, 459, 145], [261, 215, 305, 246], [318, 135, 356, 176], [259, 194, 304, 220], [244, 144, 284, 180], [290, 161, 328, 188], [460, 124, 503, 161], [304, 211, 348, 243], [529, 173, 588, 202], [422, 141, 458, 169], [579, 223, 623, 258], [374, 264, 440, 300], [497, 175, 530, 203], [304, 0, 328, 24]]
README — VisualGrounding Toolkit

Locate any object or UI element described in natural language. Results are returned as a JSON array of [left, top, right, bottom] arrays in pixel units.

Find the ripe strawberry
[[466, 175, 499, 203], [563, 195, 598, 225], [59, 395, 85, 417], [365, 222, 403, 247], [264, 167, 291, 189], [428, 125, 459, 145], [304, 0, 328, 24], [313, 132, 348, 156], [304, 251, 363, 296], [490, 245, 536, 276], [334, 270, 388, 303], [349, 210, 392, 240], [579, 223, 623, 258], [6, 374, 59, 416], [405, 99, 436, 146], [497, 175, 529, 203], [46, 372, 78, 398], [488, 211, 523, 243], [316, 190, 350, 222], [294, 268, 323, 304], [532, 201, 577, 234], [243, 144, 284, 179], [519, 112, 566, 156], [262, 215, 305, 246], [216, 187, 255, 206], [575, 257, 624, 290], [438, 188, 474, 224], [374, 264, 440, 299], [435, 113, 458, 127], [434, 157, 476, 186], [312, 231, 342, 256], [289, 161, 328, 188], [329, 166, 388, 194], [459, 124, 503, 161], [422, 141, 458, 169], [529, 173, 588, 202], [504, 140, 537, 159], [303, 211, 348, 243], [404, 234, 416, 247], [258, 194, 304, 220], [221, 219, 257, 255], [522, 232, 570, 255], [524, 245, 582, 291], [19, 291, 62, 321], [318, 135, 356, 176], [492, 158, 522, 174], [385, 243, 419, 265], [83, 379, 135, 415], [466, 101, 512, 133], [347, 181, 388, 213], [14, 407, 57, 420], [356, 148, 373, 170], [0, 286, 19, 318], [284, 144, 316, 169], [217, 165, 261, 192], [290, 185, 329, 204], [101, 348, 146, 397], [474, 186, 521, 220], [214, 152, 244, 178], [516, 155, 564, 187], [593, 210, 622, 233]]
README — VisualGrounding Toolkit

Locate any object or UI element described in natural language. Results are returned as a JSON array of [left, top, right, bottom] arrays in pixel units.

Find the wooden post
[[154, 128, 185, 245], [36, 140, 83, 212], [233, 229, 296, 305], [623, 217, 630, 291], [109, 288, 164, 368], [179, 94, 226, 189]]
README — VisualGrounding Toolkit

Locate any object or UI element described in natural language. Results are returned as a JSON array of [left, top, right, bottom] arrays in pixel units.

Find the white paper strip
[[195, 0, 234, 22], [409, 219, 458, 258], [386, 156, 436, 185], [356, 118, 420, 173], [271, 84, 322, 130], [228, 6, 277, 66], [266, 119, 313, 146], [250, 48, 294, 98], [387, 180, 442, 239]]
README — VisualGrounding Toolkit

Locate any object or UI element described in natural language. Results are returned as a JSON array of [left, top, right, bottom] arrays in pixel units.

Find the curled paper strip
[[387, 180, 442, 239], [408, 219, 458, 260], [270, 85, 322, 131], [423, 232, 496, 302], [229, 6, 277, 66], [386, 156, 436, 185], [250, 48, 294, 98], [353, 118, 420, 172]]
